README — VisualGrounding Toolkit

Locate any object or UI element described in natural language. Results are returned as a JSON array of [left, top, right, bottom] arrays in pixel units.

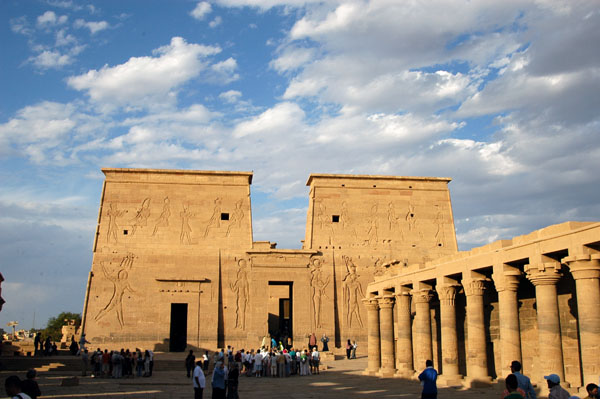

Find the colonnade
[[363, 250, 600, 390]]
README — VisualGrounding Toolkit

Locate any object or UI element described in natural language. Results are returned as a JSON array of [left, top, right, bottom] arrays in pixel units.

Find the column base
[[378, 367, 396, 378], [463, 376, 493, 388], [438, 374, 463, 387], [363, 368, 380, 376], [394, 369, 415, 379]]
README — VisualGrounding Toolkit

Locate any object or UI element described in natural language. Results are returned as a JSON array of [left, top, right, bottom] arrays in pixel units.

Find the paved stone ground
[[1, 355, 529, 399]]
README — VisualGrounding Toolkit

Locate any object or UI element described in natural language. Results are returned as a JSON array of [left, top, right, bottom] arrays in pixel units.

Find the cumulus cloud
[[67, 37, 222, 110], [36, 11, 68, 28], [209, 16, 223, 28], [190, 1, 212, 20], [74, 18, 109, 34]]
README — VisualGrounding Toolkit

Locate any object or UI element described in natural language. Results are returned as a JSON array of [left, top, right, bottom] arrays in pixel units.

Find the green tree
[[43, 312, 81, 341]]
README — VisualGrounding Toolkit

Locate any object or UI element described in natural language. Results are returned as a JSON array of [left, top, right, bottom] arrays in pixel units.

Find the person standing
[[311, 347, 320, 375], [510, 361, 536, 399], [186, 350, 196, 378], [351, 341, 357, 359], [584, 383, 598, 399], [321, 334, 329, 352], [211, 362, 226, 399], [544, 374, 570, 399], [203, 351, 210, 372], [226, 362, 239, 399], [81, 349, 89, 376], [418, 360, 438, 399], [193, 360, 206, 399], [4, 376, 32, 399], [345, 339, 352, 359], [504, 374, 525, 399]]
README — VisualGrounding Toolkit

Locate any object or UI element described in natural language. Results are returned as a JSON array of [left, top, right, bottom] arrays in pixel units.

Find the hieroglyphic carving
[[152, 197, 170, 236], [405, 203, 416, 231], [387, 202, 400, 230], [180, 204, 195, 244], [341, 201, 357, 239], [372, 258, 385, 276], [230, 258, 249, 330], [342, 255, 364, 328], [366, 204, 378, 246], [130, 198, 151, 235], [316, 202, 327, 229], [95, 253, 136, 328], [226, 199, 244, 237], [309, 258, 330, 329], [106, 203, 126, 244], [204, 197, 222, 238]]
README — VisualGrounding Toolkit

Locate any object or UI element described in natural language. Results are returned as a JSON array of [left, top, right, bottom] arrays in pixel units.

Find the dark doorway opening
[[268, 282, 292, 347], [169, 303, 188, 352]]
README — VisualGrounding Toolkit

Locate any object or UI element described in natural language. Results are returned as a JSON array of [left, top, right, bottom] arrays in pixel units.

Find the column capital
[[362, 298, 380, 310], [492, 272, 521, 292], [562, 254, 600, 280], [462, 278, 487, 296], [524, 262, 562, 286], [378, 295, 395, 309], [437, 284, 460, 305], [411, 288, 433, 304]]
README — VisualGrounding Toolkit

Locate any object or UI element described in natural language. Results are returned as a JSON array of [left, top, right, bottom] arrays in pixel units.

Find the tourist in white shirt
[[193, 361, 205, 399]]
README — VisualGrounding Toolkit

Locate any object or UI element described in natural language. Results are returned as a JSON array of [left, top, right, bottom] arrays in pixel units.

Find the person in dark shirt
[[418, 360, 438, 399], [21, 370, 41, 399]]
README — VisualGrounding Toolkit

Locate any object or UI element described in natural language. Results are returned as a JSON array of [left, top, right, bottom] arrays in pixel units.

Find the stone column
[[378, 296, 396, 376], [525, 262, 565, 383], [437, 284, 462, 384], [562, 253, 600, 385], [412, 288, 433, 370], [363, 298, 381, 375], [463, 278, 491, 383], [394, 288, 414, 377], [493, 272, 522, 377]]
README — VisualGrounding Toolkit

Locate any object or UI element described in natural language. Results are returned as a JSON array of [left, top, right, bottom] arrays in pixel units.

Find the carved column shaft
[[525, 263, 565, 382], [378, 296, 396, 375], [395, 291, 414, 374], [438, 284, 460, 377], [463, 279, 488, 380], [494, 274, 522, 377], [412, 289, 433, 369], [564, 255, 600, 385], [364, 299, 381, 374]]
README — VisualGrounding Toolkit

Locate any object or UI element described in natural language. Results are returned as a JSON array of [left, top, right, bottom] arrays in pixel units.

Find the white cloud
[[270, 46, 316, 73], [219, 90, 243, 103], [210, 57, 239, 83], [233, 102, 305, 138], [74, 19, 109, 34], [30, 50, 73, 68], [209, 16, 223, 28], [190, 1, 212, 20], [67, 37, 222, 110], [36, 11, 68, 28]]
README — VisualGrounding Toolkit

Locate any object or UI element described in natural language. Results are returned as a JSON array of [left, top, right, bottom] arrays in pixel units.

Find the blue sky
[[1, 0, 599, 330]]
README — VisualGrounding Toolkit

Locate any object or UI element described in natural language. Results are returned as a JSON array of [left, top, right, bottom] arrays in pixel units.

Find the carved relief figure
[[387, 202, 400, 231], [309, 258, 330, 329], [94, 253, 136, 328], [130, 198, 151, 235], [366, 204, 378, 246], [342, 255, 364, 328], [230, 259, 250, 330], [226, 199, 244, 237], [372, 257, 385, 276], [406, 203, 416, 231], [316, 202, 327, 229], [341, 201, 357, 239], [434, 205, 445, 245], [180, 204, 195, 244], [204, 197, 222, 238], [152, 197, 170, 236], [106, 203, 126, 244]]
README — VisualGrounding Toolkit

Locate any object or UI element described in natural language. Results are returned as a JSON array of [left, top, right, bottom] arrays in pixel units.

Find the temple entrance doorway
[[268, 282, 293, 347], [169, 303, 188, 352]]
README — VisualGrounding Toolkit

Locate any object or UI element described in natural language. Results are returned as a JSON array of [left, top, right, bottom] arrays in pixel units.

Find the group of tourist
[[81, 347, 154, 378], [32, 333, 58, 356], [4, 370, 41, 399], [417, 359, 600, 399], [188, 344, 324, 399]]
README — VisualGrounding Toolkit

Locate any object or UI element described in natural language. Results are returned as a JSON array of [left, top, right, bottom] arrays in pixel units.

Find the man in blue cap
[[544, 373, 570, 399]]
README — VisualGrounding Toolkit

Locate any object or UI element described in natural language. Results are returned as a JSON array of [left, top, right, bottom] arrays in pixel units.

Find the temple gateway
[[81, 168, 599, 392]]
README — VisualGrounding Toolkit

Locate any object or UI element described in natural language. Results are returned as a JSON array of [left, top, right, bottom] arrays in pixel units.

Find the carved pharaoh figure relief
[[204, 197, 222, 238], [106, 203, 127, 244], [366, 204, 379, 246], [94, 252, 136, 328], [342, 255, 364, 328], [180, 204, 195, 244], [230, 258, 250, 330], [226, 199, 244, 237], [130, 198, 151, 235], [309, 258, 330, 329], [152, 197, 170, 236]]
